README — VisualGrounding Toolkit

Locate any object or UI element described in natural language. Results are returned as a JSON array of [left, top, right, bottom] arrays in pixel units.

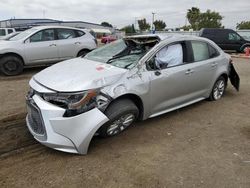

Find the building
[[0, 18, 114, 36]]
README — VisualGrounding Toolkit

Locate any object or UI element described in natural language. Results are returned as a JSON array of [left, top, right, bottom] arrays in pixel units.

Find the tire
[[77, 49, 90, 57], [98, 99, 139, 137], [209, 76, 226, 101], [0, 55, 24, 76]]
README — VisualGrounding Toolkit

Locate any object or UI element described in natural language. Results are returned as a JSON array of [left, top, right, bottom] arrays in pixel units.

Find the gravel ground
[[0, 58, 250, 188]]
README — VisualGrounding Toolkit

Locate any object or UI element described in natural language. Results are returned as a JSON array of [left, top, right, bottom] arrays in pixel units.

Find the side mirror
[[159, 63, 169, 69]]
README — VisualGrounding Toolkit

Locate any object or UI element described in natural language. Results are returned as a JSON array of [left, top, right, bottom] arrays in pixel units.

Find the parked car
[[26, 34, 240, 155], [101, 35, 117, 44], [199, 28, 250, 53], [0, 28, 16, 39], [0, 32, 20, 40], [0, 26, 97, 75]]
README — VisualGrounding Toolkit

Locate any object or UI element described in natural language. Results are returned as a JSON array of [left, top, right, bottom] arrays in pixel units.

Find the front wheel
[[98, 99, 139, 137], [0, 55, 24, 76], [209, 76, 226, 101]]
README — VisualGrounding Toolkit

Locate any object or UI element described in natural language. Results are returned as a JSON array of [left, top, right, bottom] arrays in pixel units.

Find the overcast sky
[[0, 0, 249, 29]]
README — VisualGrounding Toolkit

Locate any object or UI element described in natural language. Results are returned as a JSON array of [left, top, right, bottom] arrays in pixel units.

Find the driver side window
[[30, 29, 55, 42], [147, 43, 184, 70]]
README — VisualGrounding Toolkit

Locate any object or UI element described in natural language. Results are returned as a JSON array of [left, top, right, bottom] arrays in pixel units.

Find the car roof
[[30, 25, 84, 30], [126, 33, 203, 41]]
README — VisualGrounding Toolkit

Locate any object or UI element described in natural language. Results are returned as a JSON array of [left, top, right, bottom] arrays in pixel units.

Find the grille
[[27, 100, 45, 135]]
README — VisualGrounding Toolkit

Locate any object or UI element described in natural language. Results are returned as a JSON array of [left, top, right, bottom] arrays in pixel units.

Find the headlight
[[42, 90, 98, 117]]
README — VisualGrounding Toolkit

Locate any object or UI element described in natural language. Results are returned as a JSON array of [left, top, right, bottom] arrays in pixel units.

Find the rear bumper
[[26, 94, 109, 155]]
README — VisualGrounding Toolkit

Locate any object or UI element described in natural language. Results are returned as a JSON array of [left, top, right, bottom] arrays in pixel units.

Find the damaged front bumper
[[26, 94, 109, 155]]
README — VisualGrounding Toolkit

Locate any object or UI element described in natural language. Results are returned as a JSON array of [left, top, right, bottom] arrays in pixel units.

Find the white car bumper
[[26, 94, 109, 155]]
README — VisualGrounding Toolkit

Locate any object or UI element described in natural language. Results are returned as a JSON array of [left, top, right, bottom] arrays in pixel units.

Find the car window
[[57, 29, 77, 39], [228, 33, 241, 41], [0, 29, 6, 36], [208, 44, 220, 58], [155, 44, 183, 69], [191, 41, 210, 62], [76, 30, 85, 37], [30, 29, 55, 42], [8, 29, 13, 34]]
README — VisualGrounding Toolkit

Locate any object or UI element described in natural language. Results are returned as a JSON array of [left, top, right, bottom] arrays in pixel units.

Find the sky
[[0, 0, 249, 29]]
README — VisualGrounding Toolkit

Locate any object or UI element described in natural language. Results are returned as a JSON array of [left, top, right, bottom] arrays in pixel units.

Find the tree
[[153, 20, 166, 31], [138, 18, 150, 31], [101, 22, 113, 28], [197, 10, 223, 29], [237, 21, 250, 29], [187, 7, 200, 30], [180, 25, 193, 31], [120, 24, 136, 34], [186, 7, 223, 30]]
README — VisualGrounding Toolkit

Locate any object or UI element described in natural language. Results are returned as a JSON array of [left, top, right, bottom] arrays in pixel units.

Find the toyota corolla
[[26, 34, 240, 154]]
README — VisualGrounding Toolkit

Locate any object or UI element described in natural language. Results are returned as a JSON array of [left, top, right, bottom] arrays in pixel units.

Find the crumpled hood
[[33, 58, 127, 92]]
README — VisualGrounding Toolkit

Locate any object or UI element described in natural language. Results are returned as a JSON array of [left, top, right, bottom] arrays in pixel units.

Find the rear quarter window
[[76, 30, 85, 37]]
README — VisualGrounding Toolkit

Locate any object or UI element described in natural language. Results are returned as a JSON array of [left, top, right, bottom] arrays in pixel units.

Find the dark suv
[[199, 28, 250, 53]]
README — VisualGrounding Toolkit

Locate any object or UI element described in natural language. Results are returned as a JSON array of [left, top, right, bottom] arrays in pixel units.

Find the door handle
[[185, 69, 194, 75], [49, 44, 57, 47], [211, 62, 218, 67], [75, 42, 81, 45]]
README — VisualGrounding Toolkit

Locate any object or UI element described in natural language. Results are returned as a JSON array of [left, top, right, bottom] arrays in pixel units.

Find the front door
[[24, 29, 59, 65]]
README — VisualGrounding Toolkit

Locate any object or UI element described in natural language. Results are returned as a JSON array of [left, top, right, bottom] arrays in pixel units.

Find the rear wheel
[[77, 49, 90, 57], [0, 55, 23, 76], [209, 76, 226, 101], [98, 99, 139, 137]]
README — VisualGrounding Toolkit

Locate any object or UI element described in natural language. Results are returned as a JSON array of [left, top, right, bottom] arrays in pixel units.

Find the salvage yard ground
[[0, 58, 250, 188]]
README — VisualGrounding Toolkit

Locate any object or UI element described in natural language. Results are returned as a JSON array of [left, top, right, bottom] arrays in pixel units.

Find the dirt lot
[[0, 58, 250, 188]]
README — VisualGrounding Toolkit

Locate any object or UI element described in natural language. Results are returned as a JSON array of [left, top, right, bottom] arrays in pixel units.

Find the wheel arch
[[77, 49, 91, 57], [240, 43, 250, 52], [105, 93, 144, 121], [0, 52, 25, 65]]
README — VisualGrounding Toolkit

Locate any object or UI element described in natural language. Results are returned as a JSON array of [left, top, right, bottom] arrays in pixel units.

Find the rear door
[[24, 29, 59, 65], [55, 28, 82, 60], [187, 40, 219, 97]]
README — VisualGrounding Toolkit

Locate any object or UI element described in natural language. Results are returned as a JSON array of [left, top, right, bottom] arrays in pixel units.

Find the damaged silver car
[[26, 34, 240, 154]]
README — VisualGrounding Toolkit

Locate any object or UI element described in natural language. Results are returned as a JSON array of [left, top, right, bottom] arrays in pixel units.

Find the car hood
[[33, 58, 127, 92], [0, 40, 20, 47]]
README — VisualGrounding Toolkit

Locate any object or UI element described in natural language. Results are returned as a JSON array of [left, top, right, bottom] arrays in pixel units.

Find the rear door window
[[57, 29, 77, 40], [208, 44, 220, 58], [191, 41, 210, 62]]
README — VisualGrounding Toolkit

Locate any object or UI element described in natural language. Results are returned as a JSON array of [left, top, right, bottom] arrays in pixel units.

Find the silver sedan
[[26, 34, 240, 154]]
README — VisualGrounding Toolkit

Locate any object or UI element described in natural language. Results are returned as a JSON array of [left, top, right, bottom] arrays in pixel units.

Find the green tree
[[153, 20, 166, 31], [120, 24, 136, 34], [197, 10, 223, 29], [180, 25, 193, 31], [237, 21, 250, 29], [138, 18, 150, 31], [101, 22, 113, 28], [187, 7, 200, 30]]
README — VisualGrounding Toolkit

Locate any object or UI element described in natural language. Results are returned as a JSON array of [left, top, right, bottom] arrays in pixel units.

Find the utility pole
[[152, 12, 156, 33]]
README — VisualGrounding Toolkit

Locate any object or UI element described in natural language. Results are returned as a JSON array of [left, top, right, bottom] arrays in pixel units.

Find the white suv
[[0, 28, 16, 39], [0, 26, 97, 75]]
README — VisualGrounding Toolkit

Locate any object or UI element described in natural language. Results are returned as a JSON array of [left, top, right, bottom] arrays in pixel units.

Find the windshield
[[85, 38, 158, 69], [9, 28, 38, 41], [237, 31, 250, 40]]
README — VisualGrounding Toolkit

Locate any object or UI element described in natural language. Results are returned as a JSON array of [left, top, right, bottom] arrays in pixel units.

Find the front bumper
[[26, 94, 109, 155]]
